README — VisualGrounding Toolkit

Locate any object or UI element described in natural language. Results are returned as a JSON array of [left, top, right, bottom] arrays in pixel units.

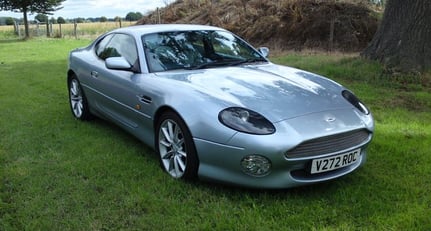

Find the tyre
[[156, 111, 198, 180], [68, 75, 92, 120]]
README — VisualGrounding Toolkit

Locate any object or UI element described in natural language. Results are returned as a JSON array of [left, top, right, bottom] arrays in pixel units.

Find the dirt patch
[[137, 0, 379, 52]]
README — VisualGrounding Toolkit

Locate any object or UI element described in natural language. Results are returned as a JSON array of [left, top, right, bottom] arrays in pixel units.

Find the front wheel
[[68, 75, 92, 120], [155, 111, 198, 180]]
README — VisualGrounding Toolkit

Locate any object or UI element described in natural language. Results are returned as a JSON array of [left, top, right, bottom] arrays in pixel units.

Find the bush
[[138, 0, 379, 51]]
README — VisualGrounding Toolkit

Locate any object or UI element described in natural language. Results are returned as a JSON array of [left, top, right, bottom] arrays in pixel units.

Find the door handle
[[90, 71, 98, 78], [138, 95, 152, 104]]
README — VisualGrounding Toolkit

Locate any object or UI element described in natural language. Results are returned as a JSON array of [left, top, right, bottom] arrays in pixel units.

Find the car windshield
[[142, 30, 266, 72]]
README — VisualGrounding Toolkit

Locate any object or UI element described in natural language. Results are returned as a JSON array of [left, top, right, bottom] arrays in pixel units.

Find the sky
[[0, 0, 171, 20]]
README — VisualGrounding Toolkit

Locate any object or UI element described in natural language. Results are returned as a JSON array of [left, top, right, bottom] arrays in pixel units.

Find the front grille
[[286, 129, 370, 159]]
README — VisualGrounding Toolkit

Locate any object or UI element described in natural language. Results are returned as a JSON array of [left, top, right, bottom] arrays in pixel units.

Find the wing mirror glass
[[258, 47, 269, 58]]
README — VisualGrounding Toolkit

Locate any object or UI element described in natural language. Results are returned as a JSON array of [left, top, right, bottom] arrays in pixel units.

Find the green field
[[1, 38, 430, 230]]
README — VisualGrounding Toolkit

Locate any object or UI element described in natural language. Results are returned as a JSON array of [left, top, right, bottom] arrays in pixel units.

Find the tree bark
[[22, 9, 30, 39], [361, 0, 431, 72]]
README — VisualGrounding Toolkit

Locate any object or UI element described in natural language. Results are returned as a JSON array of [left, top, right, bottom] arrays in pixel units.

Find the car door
[[91, 33, 150, 130]]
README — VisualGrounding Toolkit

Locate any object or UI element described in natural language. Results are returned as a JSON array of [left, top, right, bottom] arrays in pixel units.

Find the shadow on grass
[[84, 116, 355, 203]]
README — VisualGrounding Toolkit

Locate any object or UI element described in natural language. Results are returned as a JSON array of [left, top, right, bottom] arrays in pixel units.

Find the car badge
[[326, 117, 336, 122]]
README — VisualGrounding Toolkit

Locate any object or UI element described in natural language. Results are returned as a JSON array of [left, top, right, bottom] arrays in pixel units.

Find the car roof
[[110, 24, 227, 36]]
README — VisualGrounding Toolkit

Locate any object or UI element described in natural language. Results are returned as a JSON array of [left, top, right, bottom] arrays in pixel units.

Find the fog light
[[241, 155, 271, 177]]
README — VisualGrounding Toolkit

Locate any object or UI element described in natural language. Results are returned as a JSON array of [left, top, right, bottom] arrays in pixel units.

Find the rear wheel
[[156, 111, 198, 179], [68, 75, 92, 120]]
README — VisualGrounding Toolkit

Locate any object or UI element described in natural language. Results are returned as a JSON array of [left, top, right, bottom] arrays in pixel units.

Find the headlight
[[342, 90, 370, 115], [218, 107, 276, 135]]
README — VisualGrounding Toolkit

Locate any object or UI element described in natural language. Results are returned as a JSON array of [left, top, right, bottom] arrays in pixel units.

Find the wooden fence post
[[13, 21, 19, 36], [36, 23, 40, 37], [329, 18, 335, 51], [74, 20, 78, 39]]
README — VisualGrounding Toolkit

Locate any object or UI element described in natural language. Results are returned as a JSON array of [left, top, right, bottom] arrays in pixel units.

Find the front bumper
[[194, 109, 374, 189]]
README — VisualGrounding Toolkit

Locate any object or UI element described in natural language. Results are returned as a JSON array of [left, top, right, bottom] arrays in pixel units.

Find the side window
[[142, 32, 206, 72], [95, 34, 114, 58], [96, 33, 139, 67]]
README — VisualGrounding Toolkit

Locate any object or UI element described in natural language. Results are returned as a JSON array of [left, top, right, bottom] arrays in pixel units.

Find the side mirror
[[258, 47, 269, 58], [105, 57, 132, 71]]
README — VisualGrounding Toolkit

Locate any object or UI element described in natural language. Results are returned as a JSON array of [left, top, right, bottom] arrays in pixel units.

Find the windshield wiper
[[226, 58, 267, 66], [185, 60, 237, 70], [185, 58, 267, 70]]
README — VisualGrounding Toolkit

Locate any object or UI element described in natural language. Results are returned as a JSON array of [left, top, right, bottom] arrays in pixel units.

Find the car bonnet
[[154, 63, 353, 122]]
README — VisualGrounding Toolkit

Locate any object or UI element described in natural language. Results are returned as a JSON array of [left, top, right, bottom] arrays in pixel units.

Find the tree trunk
[[361, 0, 431, 73], [22, 9, 30, 39]]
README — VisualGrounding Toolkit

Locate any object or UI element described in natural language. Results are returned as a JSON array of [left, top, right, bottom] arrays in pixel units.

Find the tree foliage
[[0, 0, 65, 38], [5, 16, 14, 25], [125, 12, 143, 21], [75, 17, 85, 23], [57, 16, 65, 24], [35, 13, 48, 23], [50, 17, 56, 24]]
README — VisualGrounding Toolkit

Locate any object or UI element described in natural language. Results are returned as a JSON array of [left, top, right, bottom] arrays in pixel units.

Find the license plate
[[310, 148, 361, 174]]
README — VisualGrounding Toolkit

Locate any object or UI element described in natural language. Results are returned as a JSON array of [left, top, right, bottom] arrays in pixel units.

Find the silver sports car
[[67, 24, 374, 188]]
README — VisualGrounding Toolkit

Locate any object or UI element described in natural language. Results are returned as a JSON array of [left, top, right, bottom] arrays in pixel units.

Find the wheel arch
[[153, 106, 183, 133], [67, 70, 77, 85]]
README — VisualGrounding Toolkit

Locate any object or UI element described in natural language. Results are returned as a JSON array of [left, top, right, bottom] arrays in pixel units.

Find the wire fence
[[9, 20, 135, 39]]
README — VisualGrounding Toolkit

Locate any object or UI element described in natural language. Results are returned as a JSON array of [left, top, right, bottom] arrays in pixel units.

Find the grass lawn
[[1, 38, 430, 230]]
